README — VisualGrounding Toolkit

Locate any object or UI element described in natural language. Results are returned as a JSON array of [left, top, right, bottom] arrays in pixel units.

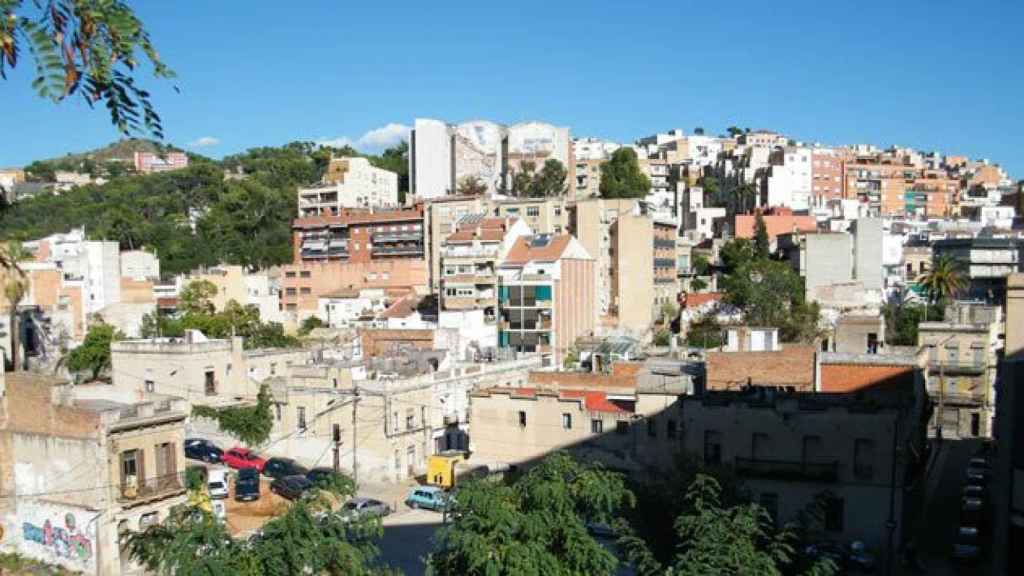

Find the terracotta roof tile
[[682, 292, 722, 309], [502, 235, 573, 265]]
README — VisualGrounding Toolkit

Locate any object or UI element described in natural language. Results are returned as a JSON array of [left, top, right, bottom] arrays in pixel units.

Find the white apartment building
[[120, 250, 161, 280], [766, 147, 813, 211], [298, 157, 399, 216], [573, 137, 621, 161]]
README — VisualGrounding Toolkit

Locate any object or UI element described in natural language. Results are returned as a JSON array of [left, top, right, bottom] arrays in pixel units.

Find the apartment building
[[569, 198, 655, 335], [423, 196, 488, 291], [680, 186, 727, 242], [572, 137, 619, 199], [681, 384, 927, 551], [409, 118, 573, 199], [133, 151, 188, 174], [185, 265, 282, 323], [492, 197, 569, 235], [811, 148, 846, 205], [497, 234, 595, 366], [842, 157, 911, 216], [440, 215, 532, 320], [653, 219, 679, 308], [765, 146, 813, 211], [739, 130, 788, 148], [298, 157, 399, 216], [0, 373, 188, 575], [992, 273, 1024, 574], [932, 237, 1024, 303], [468, 362, 694, 471], [778, 221, 884, 307], [219, 354, 542, 484], [318, 287, 387, 328], [110, 331, 309, 407], [918, 304, 1002, 438]]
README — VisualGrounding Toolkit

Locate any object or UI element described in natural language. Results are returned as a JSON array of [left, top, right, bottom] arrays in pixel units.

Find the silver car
[[342, 497, 392, 521]]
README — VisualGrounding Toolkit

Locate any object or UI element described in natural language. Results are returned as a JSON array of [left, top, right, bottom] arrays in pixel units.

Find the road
[[376, 508, 445, 575], [899, 438, 989, 575]]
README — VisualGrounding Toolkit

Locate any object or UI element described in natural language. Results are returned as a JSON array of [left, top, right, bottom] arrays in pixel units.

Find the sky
[[3, 0, 1022, 178]]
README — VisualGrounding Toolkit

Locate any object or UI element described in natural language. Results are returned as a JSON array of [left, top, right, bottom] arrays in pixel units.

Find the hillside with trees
[[0, 140, 409, 276]]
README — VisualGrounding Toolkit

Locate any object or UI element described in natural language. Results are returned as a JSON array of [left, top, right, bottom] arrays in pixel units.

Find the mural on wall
[[454, 121, 504, 195], [16, 502, 97, 572]]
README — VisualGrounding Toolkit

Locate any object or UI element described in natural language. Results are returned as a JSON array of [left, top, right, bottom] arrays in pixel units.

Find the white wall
[[411, 118, 453, 199]]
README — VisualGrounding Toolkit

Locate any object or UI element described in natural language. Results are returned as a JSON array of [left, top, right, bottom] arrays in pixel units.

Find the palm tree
[[1, 241, 32, 371], [917, 255, 966, 307]]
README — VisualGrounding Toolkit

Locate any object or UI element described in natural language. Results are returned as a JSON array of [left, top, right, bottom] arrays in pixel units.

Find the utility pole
[[352, 385, 360, 485]]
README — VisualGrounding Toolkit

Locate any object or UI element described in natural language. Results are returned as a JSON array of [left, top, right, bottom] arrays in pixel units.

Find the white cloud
[[188, 136, 220, 148], [316, 122, 410, 152]]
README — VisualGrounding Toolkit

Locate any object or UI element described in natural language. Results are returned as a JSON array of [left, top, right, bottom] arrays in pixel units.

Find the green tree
[[178, 279, 218, 315], [719, 238, 756, 275], [530, 159, 568, 198], [298, 315, 326, 336], [1, 0, 173, 137], [1, 241, 31, 371], [882, 302, 941, 345], [689, 277, 708, 292], [727, 126, 743, 137], [694, 126, 705, 135], [618, 474, 836, 576], [599, 148, 650, 199], [192, 384, 274, 446], [456, 175, 487, 196], [654, 329, 672, 347], [917, 254, 966, 305], [753, 211, 770, 259], [686, 314, 722, 348], [429, 451, 634, 576], [721, 257, 819, 342], [67, 322, 123, 380]]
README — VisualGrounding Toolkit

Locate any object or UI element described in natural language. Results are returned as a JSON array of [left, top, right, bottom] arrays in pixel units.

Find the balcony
[[927, 361, 987, 376], [654, 238, 677, 249], [734, 457, 839, 482], [504, 298, 552, 309], [373, 232, 423, 244], [117, 471, 186, 505], [654, 258, 676, 269], [372, 244, 424, 256]]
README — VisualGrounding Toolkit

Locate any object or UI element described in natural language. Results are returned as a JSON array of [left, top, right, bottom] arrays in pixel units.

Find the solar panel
[[530, 234, 551, 247]]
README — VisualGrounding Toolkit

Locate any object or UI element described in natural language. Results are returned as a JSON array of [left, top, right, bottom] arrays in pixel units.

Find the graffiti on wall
[[16, 503, 97, 572]]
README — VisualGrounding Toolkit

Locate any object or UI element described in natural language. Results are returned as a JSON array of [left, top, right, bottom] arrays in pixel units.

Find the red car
[[222, 447, 267, 471]]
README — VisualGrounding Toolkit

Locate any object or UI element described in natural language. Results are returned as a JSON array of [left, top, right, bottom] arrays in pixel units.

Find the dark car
[[235, 468, 261, 502], [307, 467, 350, 489], [263, 457, 309, 480], [184, 438, 223, 463], [271, 475, 313, 501]]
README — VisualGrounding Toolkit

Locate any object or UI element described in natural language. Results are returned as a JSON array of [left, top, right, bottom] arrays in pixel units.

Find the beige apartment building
[[569, 197, 661, 337], [574, 158, 604, 198], [0, 373, 188, 575], [497, 234, 595, 367], [110, 332, 309, 407], [440, 215, 532, 320], [681, 385, 928, 551], [468, 362, 693, 471], [492, 197, 569, 235], [918, 303, 1002, 438], [424, 196, 488, 291]]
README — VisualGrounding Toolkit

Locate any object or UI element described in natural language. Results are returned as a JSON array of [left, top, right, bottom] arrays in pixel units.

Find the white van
[[207, 467, 229, 499]]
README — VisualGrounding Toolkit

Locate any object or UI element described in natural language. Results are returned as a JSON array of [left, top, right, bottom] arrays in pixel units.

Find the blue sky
[[3, 0, 1022, 178]]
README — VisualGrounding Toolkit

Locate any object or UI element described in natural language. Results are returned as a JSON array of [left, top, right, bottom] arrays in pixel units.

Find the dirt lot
[[221, 475, 291, 536]]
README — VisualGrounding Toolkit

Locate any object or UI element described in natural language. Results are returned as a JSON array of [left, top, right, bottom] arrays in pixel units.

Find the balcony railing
[[373, 232, 422, 243], [372, 244, 424, 256], [927, 361, 987, 375], [118, 471, 186, 504], [734, 457, 839, 482], [654, 238, 677, 249]]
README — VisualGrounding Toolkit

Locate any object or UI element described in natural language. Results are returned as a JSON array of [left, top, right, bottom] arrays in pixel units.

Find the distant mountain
[[39, 138, 182, 165]]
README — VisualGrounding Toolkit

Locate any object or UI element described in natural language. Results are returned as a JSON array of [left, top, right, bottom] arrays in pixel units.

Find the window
[[270, 363, 277, 376], [204, 370, 216, 396], [824, 497, 845, 532], [518, 411, 527, 428], [616, 421, 629, 435], [972, 346, 985, 367], [527, 207, 540, 217], [854, 439, 875, 479], [299, 271, 311, 278], [666, 419, 677, 439], [300, 287, 311, 295], [704, 430, 722, 465], [275, 404, 282, 421], [392, 412, 399, 433], [591, 419, 603, 434], [286, 288, 297, 296], [971, 413, 981, 437], [867, 333, 879, 354], [562, 413, 572, 430], [647, 418, 657, 438], [145, 379, 154, 393], [945, 344, 960, 365], [120, 449, 141, 486], [554, 206, 562, 216], [333, 424, 341, 443], [406, 409, 416, 430], [285, 271, 296, 278], [298, 407, 307, 431]]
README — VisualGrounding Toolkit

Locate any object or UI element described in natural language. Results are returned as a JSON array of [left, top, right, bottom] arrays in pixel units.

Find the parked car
[[207, 468, 229, 500], [405, 486, 449, 511], [802, 540, 876, 573], [307, 467, 350, 490], [184, 438, 223, 463], [271, 475, 313, 501], [222, 447, 267, 472], [966, 457, 990, 482], [235, 468, 261, 502], [341, 497, 392, 521], [263, 457, 309, 480]]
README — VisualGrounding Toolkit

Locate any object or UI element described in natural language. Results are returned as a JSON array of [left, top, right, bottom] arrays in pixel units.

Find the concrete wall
[[805, 233, 853, 300], [852, 218, 883, 291], [612, 214, 654, 336], [556, 258, 596, 365], [411, 119, 453, 199]]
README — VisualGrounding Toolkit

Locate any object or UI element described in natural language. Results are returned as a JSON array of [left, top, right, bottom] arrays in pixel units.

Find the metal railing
[[117, 471, 187, 503], [734, 457, 839, 482]]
